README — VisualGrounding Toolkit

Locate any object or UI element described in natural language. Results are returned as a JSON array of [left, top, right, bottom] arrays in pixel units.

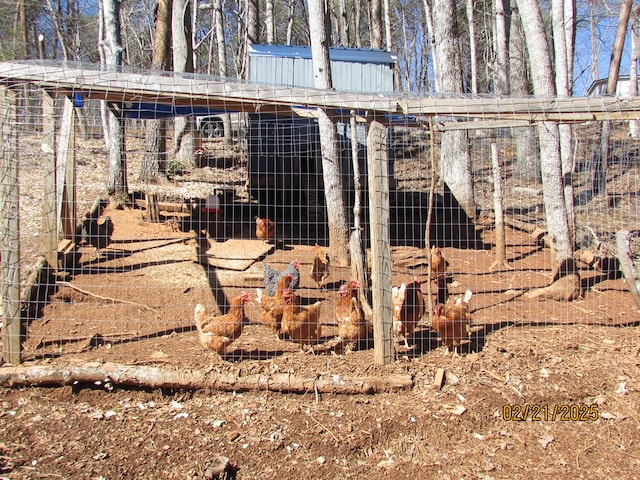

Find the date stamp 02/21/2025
[[502, 404, 600, 422]]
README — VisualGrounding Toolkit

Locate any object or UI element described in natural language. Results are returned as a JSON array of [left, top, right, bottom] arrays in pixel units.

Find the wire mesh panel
[[1, 65, 639, 370]]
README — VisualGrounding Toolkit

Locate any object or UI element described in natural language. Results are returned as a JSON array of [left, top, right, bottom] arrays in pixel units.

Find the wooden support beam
[[56, 95, 76, 242], [0, 86, 21, 364], [367, 115, 393, 365], [42, 90, 58, 269]]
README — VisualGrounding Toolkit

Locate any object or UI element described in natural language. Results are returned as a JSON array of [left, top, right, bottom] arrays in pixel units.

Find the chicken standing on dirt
[[310, 244, 330, 290], [194, 291, 250, 355], [256, 273, 293, 339], [263, 260, 300, 296], [392, 276, 425, 348], [281, 288, 322, 352], [431, 246, 449, 304], [255, 216, 275, 243], [336, 280, 372, 353], [432, 289, 473, 355]]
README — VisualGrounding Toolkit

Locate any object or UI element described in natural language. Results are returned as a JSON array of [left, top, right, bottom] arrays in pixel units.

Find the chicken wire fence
[[1, 63, 640, 367]]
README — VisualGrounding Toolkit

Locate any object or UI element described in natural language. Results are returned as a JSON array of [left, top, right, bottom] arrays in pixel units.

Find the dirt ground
[[2, 132, 640, 479]]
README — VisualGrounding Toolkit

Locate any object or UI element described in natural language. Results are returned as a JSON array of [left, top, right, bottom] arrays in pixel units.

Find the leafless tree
[[515, 0, 573, 263], [172, 0, 197, 168], [308, 0, 350, 266], [141, 0, 172, 183], [100, 0, 128, 205], [432, 0, 476, 221], [509, 5, 539, 182]]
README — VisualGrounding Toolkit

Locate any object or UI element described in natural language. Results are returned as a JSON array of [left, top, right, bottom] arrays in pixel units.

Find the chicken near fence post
[[194, 291, 250, 356], [336, 280, 372, 353], [263, 259, 300, 296], [255, 216, 275, 243], [310, 244, 330, 290], [256, 273, 293, 340], [281, 288, 322, 353], [392, 276, 425, 349], [432, 289, 473, 356], [431, 246, 449, 305]]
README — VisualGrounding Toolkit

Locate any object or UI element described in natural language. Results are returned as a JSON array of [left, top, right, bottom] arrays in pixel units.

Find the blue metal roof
[[248, 44, 397, 65]]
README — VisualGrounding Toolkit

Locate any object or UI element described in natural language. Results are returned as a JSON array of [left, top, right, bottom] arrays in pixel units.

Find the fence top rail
[[1, 60, 639, 124]]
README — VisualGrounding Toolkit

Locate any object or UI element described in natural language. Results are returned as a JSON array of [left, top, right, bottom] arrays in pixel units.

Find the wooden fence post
[[366, 115, 393, 365], [42, 90, 58, 269], [0, 86, 22, 364]]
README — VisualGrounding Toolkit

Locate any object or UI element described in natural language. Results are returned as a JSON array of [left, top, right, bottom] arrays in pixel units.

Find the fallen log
[[0, 362, 414, 394]]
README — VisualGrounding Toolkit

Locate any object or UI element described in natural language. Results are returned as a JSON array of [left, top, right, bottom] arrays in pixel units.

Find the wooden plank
[[56, 95, 76, 241], [198, 239, 274, 271], [0, 86, 21, 364], [42, 89, 58, 269], [367, 115, 393, 366], [3, 62, 640, 122]]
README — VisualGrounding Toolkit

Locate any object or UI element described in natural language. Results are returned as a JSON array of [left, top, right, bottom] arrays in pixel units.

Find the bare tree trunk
[[246, 0, 260, 44], [630, 6, 640, 138], [509, 5, 539, 182], [515, 0, 572, 263], [552, 0, 576, 246], [593, 0, 633, 195], [308, 0, 349, 267], [433, 0, 475, 221], [466, 0, 478, 94], [489, 143, 512, 271], [370, 0, 383, 49], [265, 0, 275, 43], [141, 0, 171, 183], [286, 0, 296, 45], [100, 0, 128, 205], [494, 0, 510, 94], [422, 0, 439, 92], [173, 0, 196, 168], [213, 0, 232, 145], [336, 0, 349, 46]]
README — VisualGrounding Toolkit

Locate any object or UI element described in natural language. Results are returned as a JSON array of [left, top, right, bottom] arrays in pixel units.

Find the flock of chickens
[[193, 217, 474, 358]]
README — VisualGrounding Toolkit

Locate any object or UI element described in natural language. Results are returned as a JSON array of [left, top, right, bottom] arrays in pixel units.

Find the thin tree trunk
[[265, 0, 275, 44], [515, 0, 572, 263], [466, 0, 478, 94], [593, 0, 633, 195], [489, 143, 512, 271], [173, 0, 196, 168], [433, 0, 475, 221], [141, 0, 171, 183], [370, 0, 383, 49], [509, 5, 539, 182], [493, 0, 509, 95], [100, 0, 128, 205], [308, 0, 350, 267], [552, 0, 576, 246], [422, 0, 439, 92], [630, 6, 639, 138]]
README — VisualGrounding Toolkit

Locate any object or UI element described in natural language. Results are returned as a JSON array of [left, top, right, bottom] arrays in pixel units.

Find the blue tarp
[[123, 103, 232, 120]]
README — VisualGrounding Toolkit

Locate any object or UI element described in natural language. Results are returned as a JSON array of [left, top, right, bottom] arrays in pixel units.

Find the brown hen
[[336, 280, 372, 352], [256, 273, 293, 339], [310, 244, 330, 290], [392, 276, 425, 348], [281, 288, 322, 351], [194, 291, 250, 355], [432, 289, 473, 354]]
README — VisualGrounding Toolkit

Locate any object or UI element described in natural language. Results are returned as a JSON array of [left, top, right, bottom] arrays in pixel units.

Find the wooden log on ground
[[0, 363, 414, 394]]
